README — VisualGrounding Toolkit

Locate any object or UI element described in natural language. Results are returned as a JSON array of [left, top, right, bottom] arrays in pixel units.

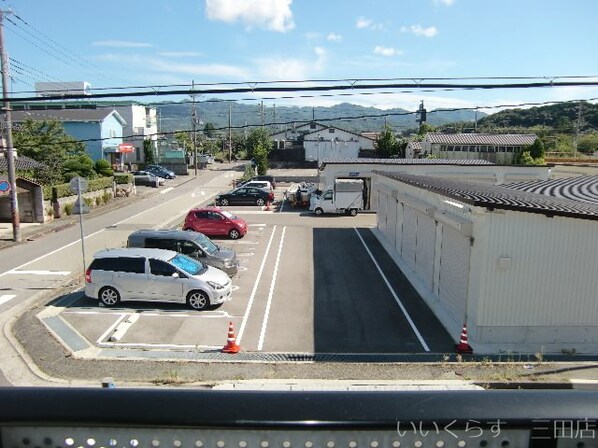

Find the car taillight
[[85, 268, 92, 283]]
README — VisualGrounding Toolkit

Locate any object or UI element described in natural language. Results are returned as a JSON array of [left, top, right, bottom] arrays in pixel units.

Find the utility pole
[[228, 104, 232, 163], [573, 102, 583, 158], [191, 80, 197, 175], [0, 10, 19, 242]]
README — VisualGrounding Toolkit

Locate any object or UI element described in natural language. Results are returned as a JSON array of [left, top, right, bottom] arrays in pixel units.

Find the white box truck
[[309, 178, 364, 216]]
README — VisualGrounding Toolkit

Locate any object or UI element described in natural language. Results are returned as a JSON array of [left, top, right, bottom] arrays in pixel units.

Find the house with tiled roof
[[422, 133, 538, 164], [11, 108, 129, 169]]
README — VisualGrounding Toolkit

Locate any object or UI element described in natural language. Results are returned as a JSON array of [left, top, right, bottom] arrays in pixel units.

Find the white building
[[271, 122, 375, 164], [112, 104, 158, 164], [318, 158, 550, 211], [373, 172, 598, 354], [422, 133, 537, 164]]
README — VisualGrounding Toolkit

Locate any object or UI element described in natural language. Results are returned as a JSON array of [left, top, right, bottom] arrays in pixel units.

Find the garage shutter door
[[415, 211, 436, 288], [438, 226, 470, 319], [402, 206, 417, 270]]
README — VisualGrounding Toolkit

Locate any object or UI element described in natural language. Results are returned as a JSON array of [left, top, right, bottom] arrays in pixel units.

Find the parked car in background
[[145, 164, 176, 179], [236, 175, 277, 189], [127, 229, 239, 276], [84, 248, 232, 311], [183, 207, 248, 240], [132, 170, 164, 187], [216, 187, 274, 206], [242, 180, 274, 192]]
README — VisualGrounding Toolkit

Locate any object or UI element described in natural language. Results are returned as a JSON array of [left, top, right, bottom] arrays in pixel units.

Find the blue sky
[[4, 0, 598, 113]]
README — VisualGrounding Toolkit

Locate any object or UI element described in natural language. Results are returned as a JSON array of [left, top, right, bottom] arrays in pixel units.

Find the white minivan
[[85, 248, 232, 310]]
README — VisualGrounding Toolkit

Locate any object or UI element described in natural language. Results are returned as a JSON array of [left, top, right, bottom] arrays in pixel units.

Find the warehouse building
[[318, 158, 550, 211], [373, 172, 598, 354]]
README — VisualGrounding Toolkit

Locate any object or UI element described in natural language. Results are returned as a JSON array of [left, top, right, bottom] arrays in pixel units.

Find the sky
[[3, 0, 598, 114]]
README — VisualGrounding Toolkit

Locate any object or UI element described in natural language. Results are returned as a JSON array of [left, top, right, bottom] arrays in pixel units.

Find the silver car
[[126, 229, 239, 276], [84, 248, 232, 310]]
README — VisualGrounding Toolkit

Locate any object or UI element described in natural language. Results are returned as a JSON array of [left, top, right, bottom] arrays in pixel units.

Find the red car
[[183, 207, 248, 240]]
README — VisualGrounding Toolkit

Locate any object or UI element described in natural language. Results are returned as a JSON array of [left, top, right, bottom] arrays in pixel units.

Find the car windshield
[[169, 254, 207, 276], [193, 233, 219, 255], [221, 211, 237, 220]]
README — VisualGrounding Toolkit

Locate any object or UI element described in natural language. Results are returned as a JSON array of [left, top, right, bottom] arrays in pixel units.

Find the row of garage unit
[[373, 171, 598, 355], [317, 158, 550, 212]]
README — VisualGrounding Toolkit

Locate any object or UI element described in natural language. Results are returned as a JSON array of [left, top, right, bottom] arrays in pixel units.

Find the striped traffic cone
[[455, 322, 473, 354], [222, 321, 240, 354]]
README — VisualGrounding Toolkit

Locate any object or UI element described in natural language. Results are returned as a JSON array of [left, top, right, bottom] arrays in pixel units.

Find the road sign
[[0, 180, 9, 193], [69, 176, 88, 194]]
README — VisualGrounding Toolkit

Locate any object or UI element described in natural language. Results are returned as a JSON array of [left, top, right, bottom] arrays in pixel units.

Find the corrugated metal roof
[[11, 108, 125, 124], [504, 175, 598, 205], [321, 157, 494, 166], [426, 133, 537, 145], [375, 171, 598, 221]]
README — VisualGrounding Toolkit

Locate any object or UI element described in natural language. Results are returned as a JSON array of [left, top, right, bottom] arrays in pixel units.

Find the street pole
[[228, 104, 232, 163], [191, 80, 197, 175], [0, 10, 20, 242]]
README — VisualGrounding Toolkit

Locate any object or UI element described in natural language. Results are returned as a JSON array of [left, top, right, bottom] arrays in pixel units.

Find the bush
[[63, 203, 73, 215], [95, 196, 104, 207], [94, 159, 114, 177], [114, 173, 134, 185], [43, 177, 114, 200], [83, 197, 95, 208], [102, 191, 112, 203]]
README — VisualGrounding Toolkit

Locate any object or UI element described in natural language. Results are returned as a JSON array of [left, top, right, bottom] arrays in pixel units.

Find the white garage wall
[[475, 211, 598, 327]]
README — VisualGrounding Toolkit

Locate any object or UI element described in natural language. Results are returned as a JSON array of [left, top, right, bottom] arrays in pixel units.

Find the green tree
[[577, 132, 598, 154], [253, 142, 269, 175], [174, 131, 192, 151], [62, 154, 96, 181], [246, 128, 272, 161], [527, 138, 545, 159], [375, 126, 398, 158], [203, 122, 216, 138], [13, 119, 86, 185], [143, 139, 156, 164], [94, 159, 114, 177]]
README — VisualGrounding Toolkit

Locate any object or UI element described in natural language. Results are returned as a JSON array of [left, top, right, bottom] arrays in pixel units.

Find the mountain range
[[156, 100, 486, 135]]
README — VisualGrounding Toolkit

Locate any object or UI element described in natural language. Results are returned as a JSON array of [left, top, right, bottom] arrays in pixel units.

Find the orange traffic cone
[[222, 321, 240, 354], [455, 322, 473, 354]]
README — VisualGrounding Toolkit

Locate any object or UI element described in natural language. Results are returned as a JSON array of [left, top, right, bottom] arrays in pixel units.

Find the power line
[[11, 97, 598, 150], [7, 79, 598, 103]]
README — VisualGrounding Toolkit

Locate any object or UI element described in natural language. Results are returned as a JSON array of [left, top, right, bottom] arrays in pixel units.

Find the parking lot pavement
[[42, 200, 455, 361]]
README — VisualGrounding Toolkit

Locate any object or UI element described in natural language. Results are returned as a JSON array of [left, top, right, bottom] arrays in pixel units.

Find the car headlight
[[207, 281, 224, 290]]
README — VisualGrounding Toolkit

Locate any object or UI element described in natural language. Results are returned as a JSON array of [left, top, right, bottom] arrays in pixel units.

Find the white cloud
[[374, 46, 403, 57], [356, 17, 383, 30], [92, 40, 153, 48], [95, 53, 250, 78], [205, 0, 295, 32], [305, 32, 321, 40], [314, 46, 326, 57], [157, 51, 202, 58], [434, 0, 455, 5], [401, 24, 438, 37], [327, 32, 342, 42], [254, 47, 326, 80]]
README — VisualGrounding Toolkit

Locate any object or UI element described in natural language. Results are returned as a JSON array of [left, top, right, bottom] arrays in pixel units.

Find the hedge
[[43, 176, 118, 201]]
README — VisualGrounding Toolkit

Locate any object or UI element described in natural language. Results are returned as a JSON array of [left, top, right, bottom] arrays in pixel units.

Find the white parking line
[[0, 294, 17, 306], [160, 187, 174, 194], [6, 270, 71, 276], [354, 228, 430, 352], [257, 226, 286, 350], [236, 225, 278, 344]]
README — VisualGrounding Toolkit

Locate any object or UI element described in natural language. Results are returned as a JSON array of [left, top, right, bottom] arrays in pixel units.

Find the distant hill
[[156, 100, 485, 135], [478, 101, 598, 133]]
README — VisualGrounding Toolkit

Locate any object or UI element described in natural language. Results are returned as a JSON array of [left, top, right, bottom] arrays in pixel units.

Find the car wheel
[[99, 286, 120, 307], [256, 198, 265, 206], [220, 198, 229, 206], [228, 228, 241, 240], [315, 208, 323, 216], [187, 290, 210, 311], [349, 209, 358, 216]]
